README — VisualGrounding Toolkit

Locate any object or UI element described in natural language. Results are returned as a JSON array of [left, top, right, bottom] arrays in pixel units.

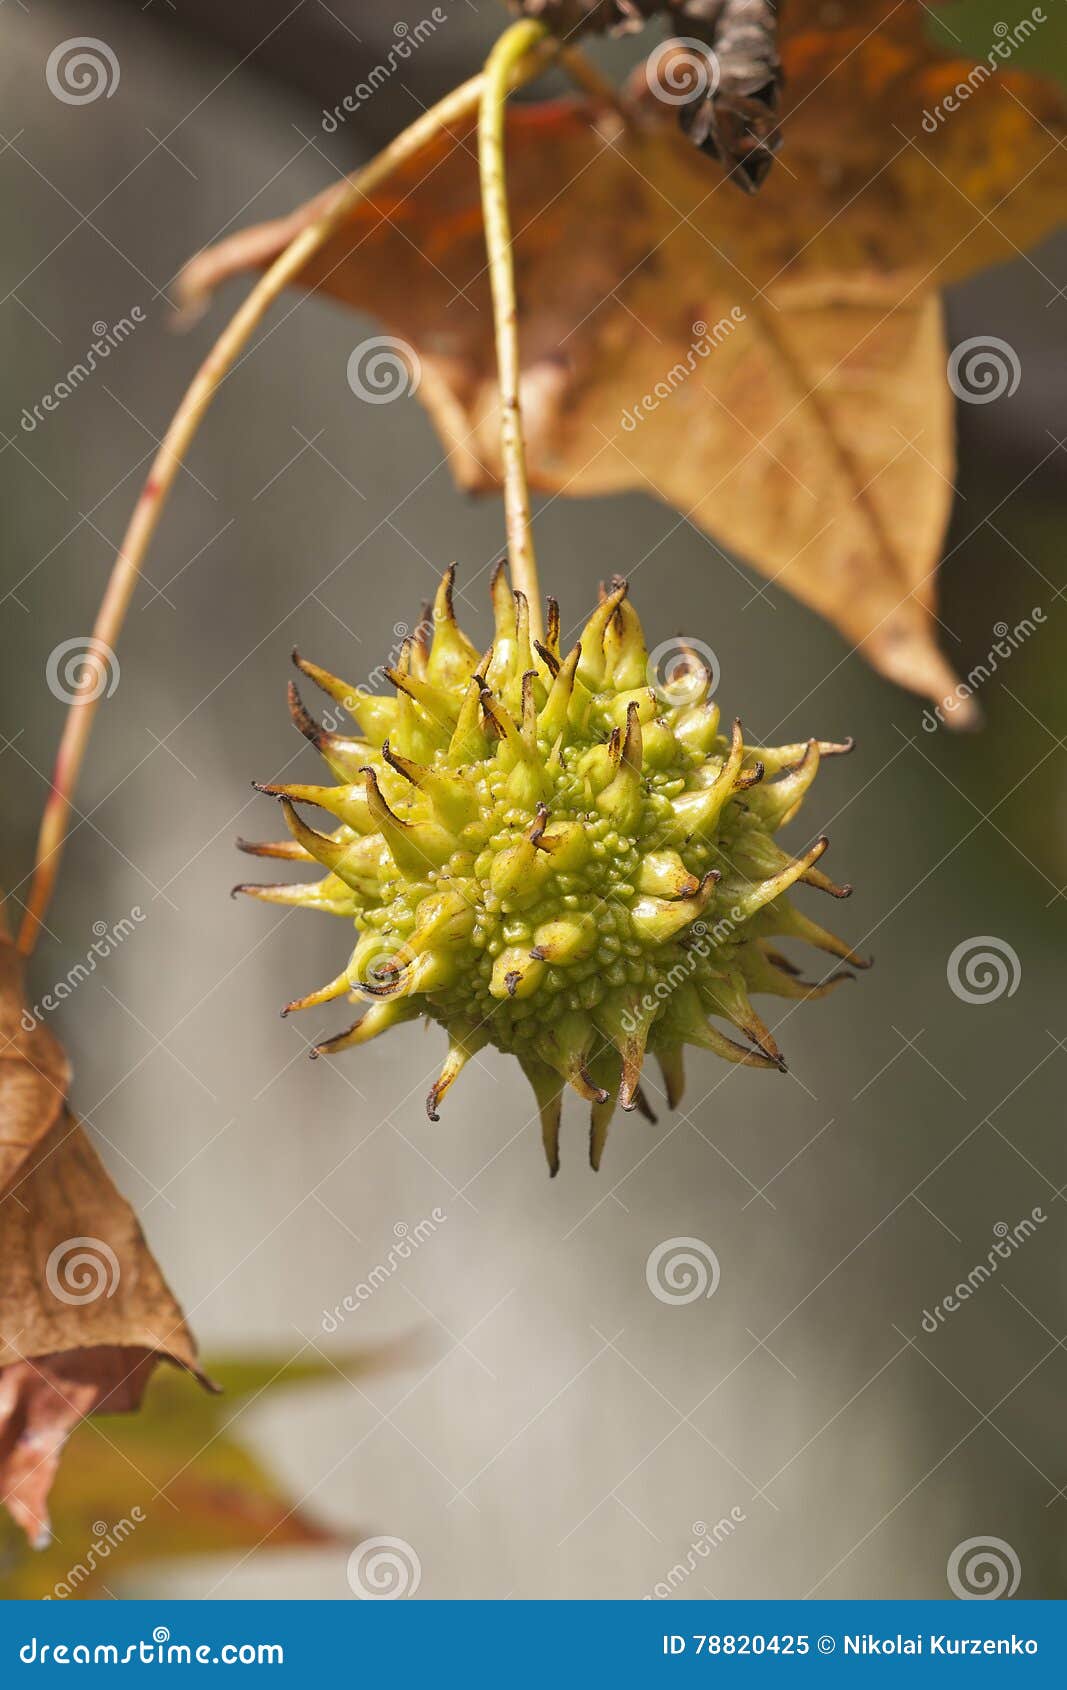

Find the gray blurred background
[[1, 0, 1065, 1599]]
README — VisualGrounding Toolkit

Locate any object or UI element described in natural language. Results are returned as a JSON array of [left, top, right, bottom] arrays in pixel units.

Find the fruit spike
[[240, 565, 866, 1176]]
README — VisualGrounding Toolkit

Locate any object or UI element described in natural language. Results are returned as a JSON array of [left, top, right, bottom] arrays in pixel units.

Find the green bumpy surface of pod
[[238, 565, 867, 1175]]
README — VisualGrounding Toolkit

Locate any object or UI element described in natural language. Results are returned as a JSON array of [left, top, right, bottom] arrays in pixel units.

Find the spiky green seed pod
[[238, 564, 867, 1176]]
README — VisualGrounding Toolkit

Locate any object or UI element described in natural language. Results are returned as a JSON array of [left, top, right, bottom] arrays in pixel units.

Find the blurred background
[[1, 0, 1065, 1600]]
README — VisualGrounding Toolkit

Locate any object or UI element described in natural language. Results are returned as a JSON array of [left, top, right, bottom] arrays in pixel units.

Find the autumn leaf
[[0, 1351, 390, 1598], [178, 2, 1066, 718], [0, 910, 204, 1547]]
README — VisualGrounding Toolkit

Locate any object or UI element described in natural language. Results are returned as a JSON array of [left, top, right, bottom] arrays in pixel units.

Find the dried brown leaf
[[177, 8, 1065, 714], [0, 916, 203, 1545]]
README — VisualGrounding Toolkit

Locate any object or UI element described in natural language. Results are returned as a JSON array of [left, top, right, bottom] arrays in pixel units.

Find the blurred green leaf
[[929, 0, 1067, 86], [0, 1349, 379, 1598]]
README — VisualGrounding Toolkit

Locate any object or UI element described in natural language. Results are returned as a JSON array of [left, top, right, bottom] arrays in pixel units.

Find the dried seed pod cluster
[[238, 565, 866, 1175]]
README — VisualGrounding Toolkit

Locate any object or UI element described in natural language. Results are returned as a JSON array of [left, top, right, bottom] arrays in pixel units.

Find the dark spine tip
[[529, 946, 547, 962], [634, 1092, 658, 1126], [480, 692, 506, 741], [504, 970, 520, 998], [288, 680, 324, 745], [528, 802, 550, 848], [382, 741, 406, 781], [766, 948, 801, 976], [533, 642, 560, 678], [308, 1047, 321, 1061]]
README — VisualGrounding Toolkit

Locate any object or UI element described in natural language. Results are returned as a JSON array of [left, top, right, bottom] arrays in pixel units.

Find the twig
[[479, 18, 551, 642], [559, 44, 623, 107], [17, 40, 561, 958]]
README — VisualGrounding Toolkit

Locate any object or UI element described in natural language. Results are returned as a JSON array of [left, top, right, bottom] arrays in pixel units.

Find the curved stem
[[479, 18, 550, 643], [17, 41, 561, 958]]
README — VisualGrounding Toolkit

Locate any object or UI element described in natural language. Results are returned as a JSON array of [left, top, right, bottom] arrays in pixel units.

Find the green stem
[[479, 17, 550, 643]]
